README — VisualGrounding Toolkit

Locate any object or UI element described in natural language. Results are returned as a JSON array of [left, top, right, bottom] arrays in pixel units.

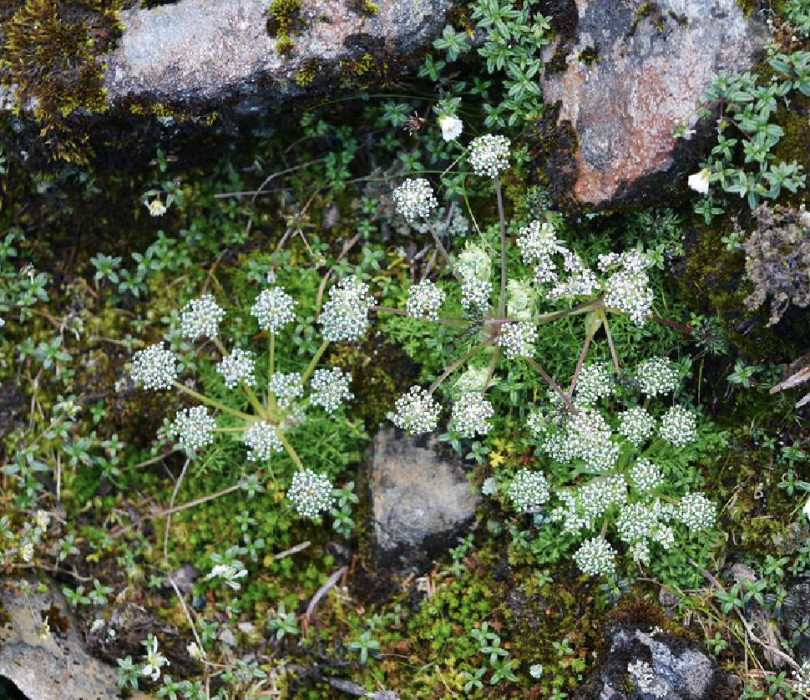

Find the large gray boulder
[[105, 0, 450, 114], [367, 428, 479, 572], [539, 0, 769, 208]]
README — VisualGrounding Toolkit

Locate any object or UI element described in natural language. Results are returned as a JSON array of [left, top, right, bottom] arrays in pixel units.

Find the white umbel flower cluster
[[251, 287, 297, 333], [406, 279, 446, 320], [516, 220, 565, 282], [217, 348, 256, 389], [392, 386, 441, 435], [393, 178, 438, 223], [310, 368, 353, 414], [287, 470, 335, 519], [450, 393, 493, 438], [574, 363, 615, 407], [243, 421, 283, 461], [170, 406, 216, 453], [457, 243, 493, 313], [659, 405, 697, 447], [468, 134, 511, 178], [636, 356, 680, 397], [572, 475, 628, 531], [629, 459, 663, 492], [676, 493, 716, 532], [319, 277, 374, 342], [508, 469, 550, 513], [573, 537, 616, 577], [131, 343, 178, 390], [618, 407, 656, 446], [180, 295, 225, 340], [599, 251, 655, 326], [543, 408, 619, 473], [269, 372, 303, 409], [497, 321, 537, 360]]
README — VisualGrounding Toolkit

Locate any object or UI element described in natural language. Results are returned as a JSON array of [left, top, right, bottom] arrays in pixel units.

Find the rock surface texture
[[540, 0, 769, 208], [0, 580, 150, 700], [103, 0, 451, 113], [368, 428, 479, 572], [575, 621, 734, 700]]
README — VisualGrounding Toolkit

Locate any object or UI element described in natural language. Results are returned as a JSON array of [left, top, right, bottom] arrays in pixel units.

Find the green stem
[[526, 359, 573, 412], [243, 385, 267, 418], [278, 432, 305, 473], [171, 381, 254, 421], [482, 346, 501, 395], [536, 298, 604, 325], [301, 340, 330, 385], [429, 343, 488, 394], [495, 176, 507, 319], [600, 309, 621, 376], [267, 332, 275, 408]]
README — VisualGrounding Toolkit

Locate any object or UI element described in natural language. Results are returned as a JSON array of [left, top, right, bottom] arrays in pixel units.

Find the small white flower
[[804, 496, 810, 522], [216, 348, 256, 389], [659, 405, 697, 447], [34, 510, 50, 531], [498, 321, 537, 360], [187, 642, 205, 660], [438, 114, 463, 141], [251, 287, 297, 333], [131, 343, 178, 391], [243, 421, 283, 461], [573, 537, 616, 577], [269, 372, 303, 409], [141, 635, 168, 681], [450, 393, 493, 438], [319, 277, 374, 343], [392, 178, 438, 223], [20, 543, 33, 562], [287, 470, 335, 519], [391, 385, 441, 435], [406, 279, 445, 320], [676, 493, 716, 532], [688, 168, 711, 195], [529, 663, 544, 679], [468, 134, 511, 178], [146, 199, 167, 217], [508, 470, 550, 513], [179, 295, 225, 340], [310, 368, 353, 414], [170, 406, 216, 453]]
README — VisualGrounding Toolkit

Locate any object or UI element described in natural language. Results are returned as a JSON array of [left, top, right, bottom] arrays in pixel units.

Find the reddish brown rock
[[540, 0, 769, 208]]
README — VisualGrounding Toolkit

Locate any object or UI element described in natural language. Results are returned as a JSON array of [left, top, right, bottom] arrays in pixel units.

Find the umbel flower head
[[393, 178, 438, 223], [508, 469, 550, 513], [170, 406, 216, 453], [450, 392, 493, 438], [269, 372, 303, 409], [180, 295, 225, 340], [131, 343, 178, 391], [251, 286, 297, 333], [216, 348, 256, 389], [310, 368, 353, 414], [636, 356, 679, 397], [468, 134, 511, 178], [243, 421, 283, 461], [287, 470, 335, 519], [391, 385, 441, 435], [319, 277, 374, 343], [497, 321, 537, 360], [659, 405, 697, 447], [406, 279, 446, 321], [573, 537, 616, 577]]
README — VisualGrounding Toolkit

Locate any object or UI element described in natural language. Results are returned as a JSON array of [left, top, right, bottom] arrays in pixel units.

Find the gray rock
[[575, 621, 734, 700], [540, 0, 769, 208], [0, 579, 150, 700], [367, 428, 479, 572], [102, 0, 450, 114]]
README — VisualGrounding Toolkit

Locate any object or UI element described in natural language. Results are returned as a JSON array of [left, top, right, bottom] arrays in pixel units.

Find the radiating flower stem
[[170, 381, 254, 421], [495, 176, 507, 318], [429, 343, 488, 394], [526, 358, 573, 412], [278, 433, 305, 473], [600, 309, 621, 375], [301, 340, 330, 385]]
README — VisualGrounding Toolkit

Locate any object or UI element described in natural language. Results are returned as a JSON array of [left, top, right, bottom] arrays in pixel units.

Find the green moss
[[349, 0, 378, 15], [294, 59, 319, 87], [267, 0, 301, 55], [0, 0, 121, 162]]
